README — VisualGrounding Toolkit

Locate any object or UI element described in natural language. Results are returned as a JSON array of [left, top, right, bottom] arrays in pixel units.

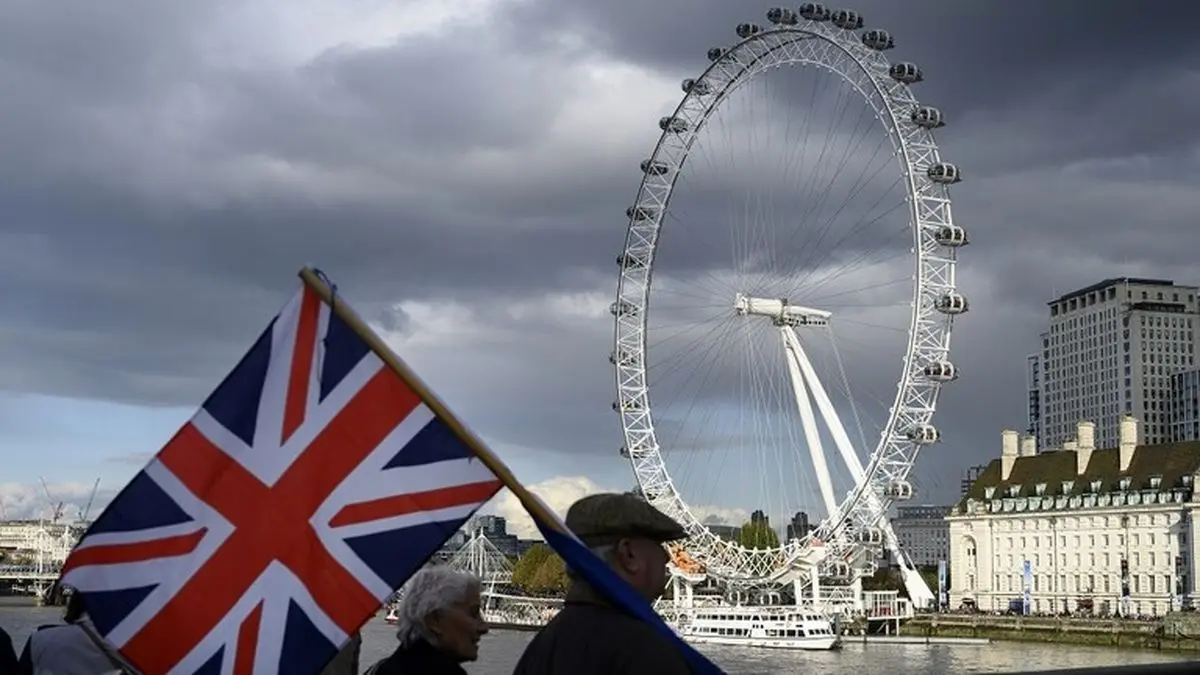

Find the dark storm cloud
[[2, 0, 1199, 510]]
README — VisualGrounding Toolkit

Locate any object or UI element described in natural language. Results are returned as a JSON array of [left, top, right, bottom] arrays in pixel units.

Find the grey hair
[[565, 544, 617, 580], [395, 566, 481, 647]]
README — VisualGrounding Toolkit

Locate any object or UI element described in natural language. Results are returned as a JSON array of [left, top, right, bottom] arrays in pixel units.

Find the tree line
[[509, 519, 782, 594]]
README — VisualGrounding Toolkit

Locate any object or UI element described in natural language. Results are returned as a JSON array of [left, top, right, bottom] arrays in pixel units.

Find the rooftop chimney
[[1001, 429, 1019, 481], [1076, 420, 1095, 476], [1019, 435, 1037, 457], [1119, 416, 1138, 472]]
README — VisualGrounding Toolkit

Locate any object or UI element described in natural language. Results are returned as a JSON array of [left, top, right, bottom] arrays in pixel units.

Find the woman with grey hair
[[365, 566, 489, 675]]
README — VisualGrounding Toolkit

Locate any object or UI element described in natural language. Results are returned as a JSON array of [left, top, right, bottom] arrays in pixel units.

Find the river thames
[[2, 605, 1196, 673]]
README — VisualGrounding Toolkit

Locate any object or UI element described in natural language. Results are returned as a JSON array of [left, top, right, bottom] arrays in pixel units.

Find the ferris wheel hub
[[733, 293, 831, 327]]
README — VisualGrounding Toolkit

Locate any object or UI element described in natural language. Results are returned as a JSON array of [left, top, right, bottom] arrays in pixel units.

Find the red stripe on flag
[[328, 480, 503, 528], [61, 529, 207, 575], [282, 286, 322, 444], [234, 602, 263, 675], [122, 368, 422, 674]]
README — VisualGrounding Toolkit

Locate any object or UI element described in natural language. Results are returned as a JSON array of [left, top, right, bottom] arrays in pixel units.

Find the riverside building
[[948, 417, 1200, 616]]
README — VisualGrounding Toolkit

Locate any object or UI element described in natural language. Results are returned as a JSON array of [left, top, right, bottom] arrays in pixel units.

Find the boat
[[657, 545, 840, 650], [670, 605, 840, 650], [481, 588, 561, 631]]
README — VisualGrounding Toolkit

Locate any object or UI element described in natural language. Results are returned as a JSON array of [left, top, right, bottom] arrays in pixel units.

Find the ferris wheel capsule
[[609, 348, 639, 366], [830, 9, 864, 30], [911, 106, 945, 129], [906, 424, 940, 444], [885, 480, 914, 500], [927, 162, 962, 184], [922, 360, 959, 382], [640, 159, 670, 176], [934, 291, 969, 315], [767, 8, 798, 25], [682, 78, 712, 95], [659, 116, 690, 133], [799, 3, 831, 21], [861, 29, 894, 50], [626, 205, 658, 221], [935, 224, 969, 247], [736, 23, 762, 38], [617, 253, 647, 269], [610, 300, 637, 317], [889, 62, 923, 84], [856, 528, 884, 546], [825, 561, 853, 580]]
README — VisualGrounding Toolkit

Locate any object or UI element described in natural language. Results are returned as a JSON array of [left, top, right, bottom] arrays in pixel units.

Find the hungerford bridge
[[0, 520, 76, 599]]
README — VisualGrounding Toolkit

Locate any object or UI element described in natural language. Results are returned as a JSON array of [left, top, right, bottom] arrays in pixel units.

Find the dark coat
[[0, 627, 15, 675], [366, 639, 467, 675], [513, 585, 692, 675]]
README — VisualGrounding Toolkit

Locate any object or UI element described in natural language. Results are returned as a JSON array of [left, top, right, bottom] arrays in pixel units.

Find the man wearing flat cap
[[513, 492, 693, 675]]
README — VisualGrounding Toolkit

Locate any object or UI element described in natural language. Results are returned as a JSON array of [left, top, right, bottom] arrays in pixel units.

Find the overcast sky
[[2, 1, 1199, 536]]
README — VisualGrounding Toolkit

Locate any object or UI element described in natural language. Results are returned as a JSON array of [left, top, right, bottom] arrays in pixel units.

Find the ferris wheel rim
[[613, 13, 963, 581]]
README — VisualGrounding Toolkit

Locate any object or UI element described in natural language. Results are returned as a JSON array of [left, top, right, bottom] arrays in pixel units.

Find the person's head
[[565, 492, 688, 601], [395, 567, 488, 662]]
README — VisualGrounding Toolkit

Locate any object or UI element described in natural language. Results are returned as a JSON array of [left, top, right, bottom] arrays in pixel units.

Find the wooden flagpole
[[297, 267, 568, 534]]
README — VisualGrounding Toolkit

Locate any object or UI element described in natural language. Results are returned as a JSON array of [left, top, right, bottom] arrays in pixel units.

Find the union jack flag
[[61, 278, 503, 674]]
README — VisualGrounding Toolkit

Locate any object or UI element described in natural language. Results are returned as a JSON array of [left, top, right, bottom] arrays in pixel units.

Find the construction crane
[[77, 478, 101, 524], [38, 477, 65, 524]]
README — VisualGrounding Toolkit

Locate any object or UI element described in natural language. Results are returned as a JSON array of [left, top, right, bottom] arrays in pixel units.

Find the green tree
[[736, 520, 779, 550], [919, 566, 947, 598], [861, 568, 904, 592], [512, 544, 553, 589], [529, 554, 569, 594]]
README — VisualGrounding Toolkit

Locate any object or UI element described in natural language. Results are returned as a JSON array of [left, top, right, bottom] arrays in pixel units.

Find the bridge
[[445, 530, 514, 585], [0, 564, 61, 582]]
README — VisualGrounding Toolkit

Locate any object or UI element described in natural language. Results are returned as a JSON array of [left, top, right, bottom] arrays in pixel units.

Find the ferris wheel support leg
[[779, 326, 838, 518], [785, 328, 868, 484], [897, 549, 936, 610], [788, 329, 925, 579]]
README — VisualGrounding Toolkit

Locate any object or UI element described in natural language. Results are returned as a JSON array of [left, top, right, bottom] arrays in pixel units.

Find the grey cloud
[[1, 0, 1199, 517]]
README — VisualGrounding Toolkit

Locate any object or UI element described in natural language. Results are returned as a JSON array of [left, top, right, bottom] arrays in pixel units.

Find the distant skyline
[[3, 1, 1200, 528]]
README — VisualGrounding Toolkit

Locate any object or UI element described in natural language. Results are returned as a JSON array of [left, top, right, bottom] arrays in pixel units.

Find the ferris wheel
[[611, 5, 967, 594]]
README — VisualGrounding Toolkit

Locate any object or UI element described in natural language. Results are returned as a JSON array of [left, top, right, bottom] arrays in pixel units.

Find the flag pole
[[297, 267, 567, 534]]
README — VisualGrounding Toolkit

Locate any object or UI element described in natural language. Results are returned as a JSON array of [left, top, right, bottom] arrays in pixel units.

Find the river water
[[1, 605, 1195, 673]]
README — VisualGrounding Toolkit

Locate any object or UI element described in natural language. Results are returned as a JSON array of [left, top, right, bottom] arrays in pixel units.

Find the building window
[[984, 487, 996, 499], [1150, 475, 1162, 489], [1119, 477, 1131, 491], [1090, 479, 1102, 492], [1035, 483, 1047, 496], [1061, 480, 1074, 494]]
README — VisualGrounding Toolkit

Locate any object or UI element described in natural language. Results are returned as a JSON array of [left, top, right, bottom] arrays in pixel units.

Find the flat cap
[[565, 492, 687, 546]]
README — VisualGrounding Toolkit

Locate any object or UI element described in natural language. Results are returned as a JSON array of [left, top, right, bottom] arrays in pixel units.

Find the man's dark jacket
[[513, 583, 692, 675]]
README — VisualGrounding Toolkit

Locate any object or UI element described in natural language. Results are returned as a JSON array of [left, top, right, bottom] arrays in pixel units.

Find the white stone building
[[948, 417, 1199, 616], [1036, 277, 1198, 450]]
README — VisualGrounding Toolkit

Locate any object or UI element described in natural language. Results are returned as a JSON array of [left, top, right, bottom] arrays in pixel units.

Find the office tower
[[1026, 353, 1041, 437], [1038, 278, 1199, 449]]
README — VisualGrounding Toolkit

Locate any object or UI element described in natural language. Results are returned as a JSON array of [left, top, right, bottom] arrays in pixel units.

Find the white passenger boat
[[671, 605, 840, 650], [658, 546, 841, 651]]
